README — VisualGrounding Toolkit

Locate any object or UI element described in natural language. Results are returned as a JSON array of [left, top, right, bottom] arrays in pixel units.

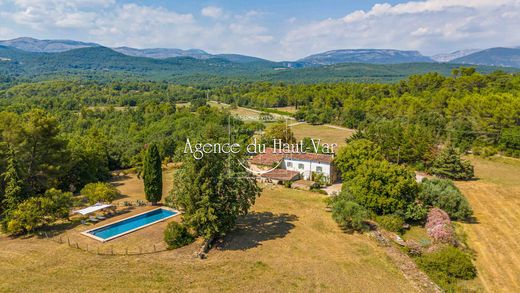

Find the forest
[[213, 68, 520, 158], [0, 67, 518, 233]]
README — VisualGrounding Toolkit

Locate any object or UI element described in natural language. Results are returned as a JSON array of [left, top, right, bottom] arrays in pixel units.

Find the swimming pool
[[82, 207, 179, 242]]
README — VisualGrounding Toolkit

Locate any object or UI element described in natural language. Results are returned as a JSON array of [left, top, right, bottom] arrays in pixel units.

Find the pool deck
[[81, 206, 181, 243]]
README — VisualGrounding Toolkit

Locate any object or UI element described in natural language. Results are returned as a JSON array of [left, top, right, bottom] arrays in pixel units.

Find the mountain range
[[2, 37, 520, 68], [298, 49, 434, 65], [431, 49, 482, 62], [0, 37, 519, 85]]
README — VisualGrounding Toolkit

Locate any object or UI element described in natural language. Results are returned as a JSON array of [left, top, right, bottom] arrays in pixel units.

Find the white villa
[[249, 148, 337, 184]]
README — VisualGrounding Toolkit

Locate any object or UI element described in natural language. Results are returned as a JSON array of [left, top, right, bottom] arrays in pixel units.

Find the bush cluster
[[4, 188, 72, 235], [416, 246, 477, 291], [419, 179, 473, 220], [426, 208, 454, 244], [81, 182, 120, 204], [345, 159, 418, 215], [164, 221, 195, 249], [375, 214, 404, 233], [404, 201, 429, 223], [330, 193, 369, 232]]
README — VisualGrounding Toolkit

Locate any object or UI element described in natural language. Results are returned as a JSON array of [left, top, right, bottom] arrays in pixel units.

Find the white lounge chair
[[96, 215, 106, 220], [88, 216, 99, 222]]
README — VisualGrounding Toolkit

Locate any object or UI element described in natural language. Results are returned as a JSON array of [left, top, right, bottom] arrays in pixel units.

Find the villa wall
[[282, 158, 332, 182]]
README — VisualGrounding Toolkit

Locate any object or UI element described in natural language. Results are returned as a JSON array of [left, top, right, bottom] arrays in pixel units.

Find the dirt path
[[324, 124, 356, 132], [288, 121, 306, 127], [370, 231, 442, 293]]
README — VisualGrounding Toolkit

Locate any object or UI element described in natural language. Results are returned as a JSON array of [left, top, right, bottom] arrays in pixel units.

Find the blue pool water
[[87, 208, 177, 240]]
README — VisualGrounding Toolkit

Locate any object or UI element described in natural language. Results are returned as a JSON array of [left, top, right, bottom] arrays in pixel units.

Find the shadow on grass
[[32, 206, 136, 239], [463, 216, 480, 224], [217, 212, 298, 251]]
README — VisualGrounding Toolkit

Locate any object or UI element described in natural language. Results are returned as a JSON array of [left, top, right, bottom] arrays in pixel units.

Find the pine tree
[[430, 146, 474, 180], [1, 148, 24, 213], [143, 144, 162, 205]]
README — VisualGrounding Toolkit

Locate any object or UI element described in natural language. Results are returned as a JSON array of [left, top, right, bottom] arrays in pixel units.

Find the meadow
[[0, 185, 417, 292], [290, 123, 355, 147], [456, 156, 520, 292]]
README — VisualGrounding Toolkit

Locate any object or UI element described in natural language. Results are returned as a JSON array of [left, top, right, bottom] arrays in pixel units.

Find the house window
[[316, 166, 323, 173], [287, 162, 293, 167], [298, 163, 304, 170]]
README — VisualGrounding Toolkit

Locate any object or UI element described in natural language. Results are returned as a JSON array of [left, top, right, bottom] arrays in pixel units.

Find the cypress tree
[[1, 148, 24, 213], [143, 144, 162, 205]]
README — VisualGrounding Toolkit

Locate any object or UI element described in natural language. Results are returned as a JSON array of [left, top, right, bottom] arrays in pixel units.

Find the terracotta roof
[[249, 148, 333, 165], [248, 148, 285, 166], [261, 169, 300, 181], [284, 152, 333, 163]]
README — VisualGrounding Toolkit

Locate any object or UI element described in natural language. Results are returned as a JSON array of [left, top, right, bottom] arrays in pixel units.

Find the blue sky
[[1, 0, 519, 60]]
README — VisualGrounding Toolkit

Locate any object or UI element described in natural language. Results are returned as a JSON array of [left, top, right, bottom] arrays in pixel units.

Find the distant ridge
[[112, 47, 213, 59], [298, 49, 434, 65], [431, 49, 481, 62], [0, 45, 516, 86], [451, 47, 520, 68], [0, 37, 99, 53], [2, 37, 520, 69]]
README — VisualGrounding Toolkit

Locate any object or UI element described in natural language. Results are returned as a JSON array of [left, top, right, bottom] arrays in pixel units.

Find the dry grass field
[[0, 184, 417, 292], [110, 166, 175, 204], [290, 123, 355, 147], [269, 106, 298, 113], [208, 101, 294, 122], [456, 156, 520, 292]]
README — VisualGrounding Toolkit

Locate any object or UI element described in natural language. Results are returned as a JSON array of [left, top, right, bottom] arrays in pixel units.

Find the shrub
[[416, 246, 477, 291], [375, 214, 404, 233], [419, 179, 473, 220], [429, 146, 474, 180], [404, 201, 428, 223], [477, 146, 497, 158], [345, 159, 419, 215], [331, 194, 369, 232], [426, 208, 454, 244], [311, 172, 329, 187], [164, 221, 195, 249], [81, 182, 120, 204], [5, 188, 73, 235], [499, 126, 520, 157], [426, 208, 451, 229]]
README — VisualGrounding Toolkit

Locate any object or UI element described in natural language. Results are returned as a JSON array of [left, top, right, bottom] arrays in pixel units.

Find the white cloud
[[0, 27, 16, 39], [0, 1, 275, 57], [1, 0, 520, 60], [201, 6, 224, 18], [281, 0, 520, 59]]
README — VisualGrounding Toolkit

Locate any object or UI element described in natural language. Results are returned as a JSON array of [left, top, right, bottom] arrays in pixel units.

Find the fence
[[37, 231, 170, 256]]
